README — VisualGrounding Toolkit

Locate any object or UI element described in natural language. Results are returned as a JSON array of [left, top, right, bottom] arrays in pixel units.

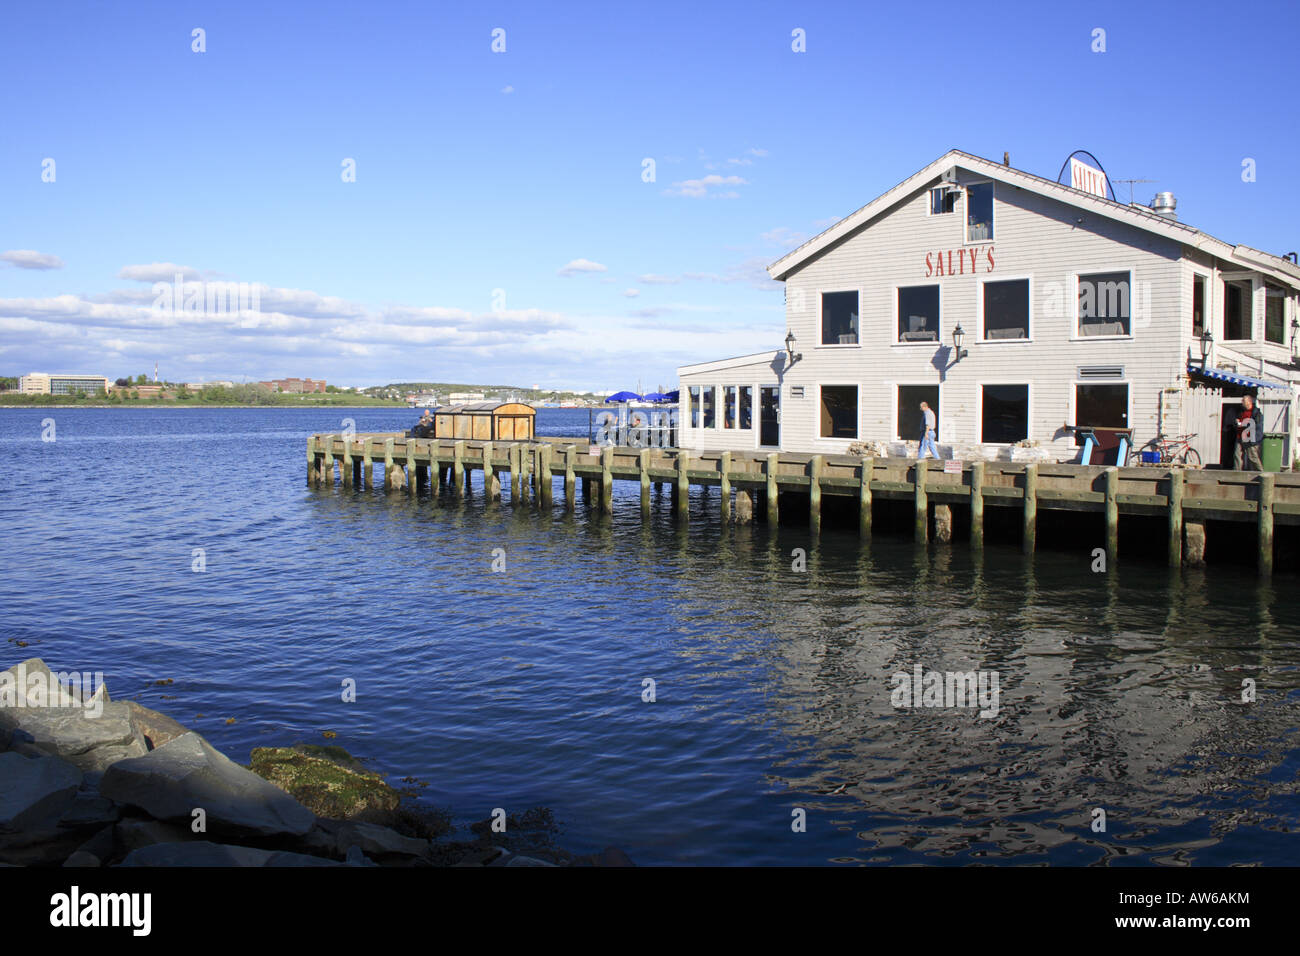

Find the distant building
[[19, 372, 110, 396], [447, 392, 485, 402], [184, 381, 235, 390], [259, 377, 327, 394]]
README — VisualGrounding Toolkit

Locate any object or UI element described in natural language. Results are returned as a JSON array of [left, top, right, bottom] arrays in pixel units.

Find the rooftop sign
[[1057, 150, 1116, 202]]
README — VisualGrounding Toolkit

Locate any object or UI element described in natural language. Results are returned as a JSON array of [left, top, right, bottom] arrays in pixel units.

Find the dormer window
[[930, 187, 957, 215]]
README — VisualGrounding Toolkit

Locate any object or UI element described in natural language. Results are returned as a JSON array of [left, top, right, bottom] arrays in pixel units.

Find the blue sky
[[3, 0, 1298, 391]]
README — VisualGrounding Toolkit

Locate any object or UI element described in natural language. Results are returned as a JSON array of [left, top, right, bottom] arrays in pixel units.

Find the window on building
[[983, 279, 1030, 340], [723, 386, 737, 428], [701, 386, 716, 428], [966, 182, 993, 241], [930, 186, 956, 215], [1192, 275, 1206, 338], [981, 384, 1029, 443], [1078, 271, 1131, 336], [738, 386, 753, 429], [821, 291, 859, 345], [898, 285, 940, 342], [820, 385, 858, 439], [897, 385, 939, 440], [1224, 279, 1251, 340], [1075, 383, 1128, 431], [688, 386, 700, 428], [1265, 283, 1286, 345]]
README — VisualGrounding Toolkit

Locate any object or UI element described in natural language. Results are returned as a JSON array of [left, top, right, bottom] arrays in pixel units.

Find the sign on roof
[[1069, 157, 1107, 198]]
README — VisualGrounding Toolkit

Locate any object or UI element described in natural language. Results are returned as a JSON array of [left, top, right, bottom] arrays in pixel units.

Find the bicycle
[[1144, 433, 1201, 467]]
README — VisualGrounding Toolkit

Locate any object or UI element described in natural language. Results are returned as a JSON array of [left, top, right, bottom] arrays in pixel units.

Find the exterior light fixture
[[785, 330, 802, 366], [952, 323, 968, 361], [1291, 317, 1300, 361], [1200, 327, 1214, 364]]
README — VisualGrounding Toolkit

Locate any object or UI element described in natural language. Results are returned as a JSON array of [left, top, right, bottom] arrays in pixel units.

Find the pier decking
[[307, 433, 1298, 575]]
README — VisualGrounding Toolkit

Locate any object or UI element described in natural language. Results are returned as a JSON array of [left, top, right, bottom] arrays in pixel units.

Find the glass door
[[760, 386, 780, 447]]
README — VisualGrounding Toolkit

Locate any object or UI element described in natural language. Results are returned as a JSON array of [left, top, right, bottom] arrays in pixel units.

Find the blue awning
[[1188, 365, 1289, 390]]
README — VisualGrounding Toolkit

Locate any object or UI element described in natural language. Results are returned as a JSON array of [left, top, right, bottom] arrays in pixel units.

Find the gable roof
[[767, 149, 1300, 289]]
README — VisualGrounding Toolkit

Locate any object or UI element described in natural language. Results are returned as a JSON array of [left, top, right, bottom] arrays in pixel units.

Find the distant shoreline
[[0, 402, 408, 410]]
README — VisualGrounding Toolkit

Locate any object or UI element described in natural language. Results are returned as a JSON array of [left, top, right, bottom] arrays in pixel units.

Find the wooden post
[[452, 440, 464, 497], [808, 455, 823, 535], [519, 444, 531, 504], [319, 436, 334, 486], [736, 488, 753, 523], [1022, 462, 1037, 555], [970, 460, 984, 550], [720, 452, 732, 523], [1167, 469, 1183, 568], [342, 439, 353, 488], [405, 447, 416, 495], [639, 448, 651, 516], [914, 460, 928, 544], [383, 438, 395, 491], [362, 439, 373, 489], [859, 456, 873, 539], [1184, 520, 1206, 567], [675, 450, 690, 521], [564, 445, 576, 510], [1104, 466, 1119, 563], [306, 437, 316, 487], [1259, 472, 1275, 577], [538, 443, 552, 507], [766, 452, 779, 525], [934, 505, 953, 543], [483, 441, 500, 501], [600, 446, 613, 514]]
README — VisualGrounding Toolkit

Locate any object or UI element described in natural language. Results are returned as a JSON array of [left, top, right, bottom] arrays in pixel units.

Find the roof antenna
[[1003, 151, 1010, 166]]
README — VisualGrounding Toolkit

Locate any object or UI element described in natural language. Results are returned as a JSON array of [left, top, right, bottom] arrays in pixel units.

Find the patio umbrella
[[605, 391, 642, 402]]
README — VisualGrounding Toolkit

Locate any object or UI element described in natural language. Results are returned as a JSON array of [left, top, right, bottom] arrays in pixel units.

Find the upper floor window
[[983, 279, 1030, 340], [966, 182, 993, 241], [1265, 283, 1287, 344], [930, 187, 956, 215], [898, 285, 940, 342], [1223, 279, 1251, 340], [1192, 275, 1206, 338], [1078, 271, 1131, 337], [821, 291, 859, 345]]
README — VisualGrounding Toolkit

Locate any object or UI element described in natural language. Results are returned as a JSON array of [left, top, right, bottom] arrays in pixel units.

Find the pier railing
[[307, 433, 1298, 575]]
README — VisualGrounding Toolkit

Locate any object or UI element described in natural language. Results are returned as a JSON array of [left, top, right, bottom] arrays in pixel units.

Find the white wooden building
[[677, 149, 1300, 467]]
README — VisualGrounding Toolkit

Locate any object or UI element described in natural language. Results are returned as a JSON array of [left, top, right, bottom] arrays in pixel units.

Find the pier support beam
[[1022, 462, 1038, 555], [383, 438, 395, 491], [600, 446, 613, 514], [564, 446, 576, 510], [1167, 469, 1183, 567], [342, 440, 353, 488], [808, 455, 823, 535], [970, 460, 984, 549], [766, 453, 779, 525], [1104, 466, 1119, 563], [452, 441, 464, 497], [914, 461, 928, 544], [639, 448, 650, 516], [859, 456, 873, 540], [362, 439, 373, 489], [483, 442, 500, 501], [934, 504, 953, 543], [675, 451, 690, 521], [1185, 520, 1206, 567], [1259, 472, 1275, 577], [319, 437, 334, 487], [405, 451, 416, 495], [736, 488, 753, 523], [720, 452, 732, 523], [538, 444, 552, 507], [306, 438, 316, 487]]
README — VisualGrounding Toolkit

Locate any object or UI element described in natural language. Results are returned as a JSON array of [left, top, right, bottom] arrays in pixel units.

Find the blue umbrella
[[605, 390, 642, 403], [642, 392, 671, 402]]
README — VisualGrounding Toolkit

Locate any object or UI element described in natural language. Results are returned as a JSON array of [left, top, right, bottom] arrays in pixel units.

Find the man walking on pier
[[1234, 394, 1263, 471], [918, 401, 939, 460]]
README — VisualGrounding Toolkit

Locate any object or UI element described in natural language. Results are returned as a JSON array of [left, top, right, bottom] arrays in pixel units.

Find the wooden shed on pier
[[433, 402, 536, 441]]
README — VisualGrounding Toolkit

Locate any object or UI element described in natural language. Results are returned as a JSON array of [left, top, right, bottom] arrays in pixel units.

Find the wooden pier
[[307, 433, 1298, 575]]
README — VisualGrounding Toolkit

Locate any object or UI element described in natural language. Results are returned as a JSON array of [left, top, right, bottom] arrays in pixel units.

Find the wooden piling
[[319, 436, 333, 487], [1022, 462, 1038, 555], [362, 439, 373, 489], [1259, 472, 1275, 576], [808, 455, 823, 535], [720, 452, 732, 522], [538, 444, 552, 507], [859, 456, 873, 539], [934, 504, 953, 543], [600, 446, 614, 514], [1185, 520, 1206, 567], [306, 437, 316, 487], [1167, 468, 1183, 567], [766, 453, 779, 525], [405, 448, 416, 496], [675, 451, 690, 521], [914, 460, 928, 544], [736, 488, 753, 523], [564, 445, 576, 510], [969, 460, 984, 549], [639, 448, 650, 516], [342, 439, 353, 488], [383, 438, 395, 491], [483, 441, 500, 501], [1104, 466, 1119, 562], [452, 440, 464, 497]]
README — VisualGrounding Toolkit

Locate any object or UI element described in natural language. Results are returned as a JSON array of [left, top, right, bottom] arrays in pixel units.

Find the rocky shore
[[0, 658, 631, 867]]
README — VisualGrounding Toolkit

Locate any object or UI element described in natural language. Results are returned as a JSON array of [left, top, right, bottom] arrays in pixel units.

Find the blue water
[[2, 406, 1298, 865]]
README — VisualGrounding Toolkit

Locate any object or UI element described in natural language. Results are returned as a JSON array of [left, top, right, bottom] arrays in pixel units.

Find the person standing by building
[[918, 401, 939, 460], [1234, 394, 1264, 471]]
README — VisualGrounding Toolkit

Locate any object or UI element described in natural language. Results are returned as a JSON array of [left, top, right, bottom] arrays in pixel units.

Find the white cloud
[[638, 274, 680, 285], [760, 226, 809, 248], [501, 85, 514, 94], [1, 250, 64, 270], [623, 289, 640, 298], [118, 262, 202, 282], [663, 175, 748, 198], [557, 258, 608, 277]]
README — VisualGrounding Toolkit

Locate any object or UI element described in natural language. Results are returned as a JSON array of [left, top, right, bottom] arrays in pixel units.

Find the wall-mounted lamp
[[785, 330, 802, 366], [1291, 317, 1299, 361], [952, 323, 968, 362], [1199, 327, 1214, 364]]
